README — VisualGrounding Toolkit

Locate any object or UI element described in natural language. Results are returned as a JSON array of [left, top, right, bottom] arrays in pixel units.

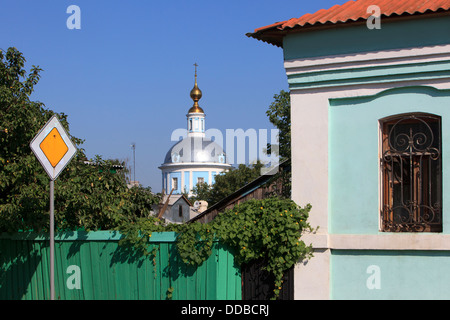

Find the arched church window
[[172, 177, 178, 191]]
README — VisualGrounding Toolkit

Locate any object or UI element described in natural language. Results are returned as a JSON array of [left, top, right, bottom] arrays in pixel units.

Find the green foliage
[[175, 221, 215, 266], [264, 90, 292, 199], [117, 197, 314, 299], [0, 47, 160, 233], [53, 157, 160, 232], [166, 286, 174, 300], [189, 162, 264, 205], [213, 198, 313, 298], [188, 181, 212, 204], [266, 90, 290, 161], [116, 216, 171, 257]]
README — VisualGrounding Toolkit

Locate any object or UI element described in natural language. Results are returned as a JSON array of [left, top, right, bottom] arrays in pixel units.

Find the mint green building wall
[[328, 87, 450, 299], [281, 6, 450, 299], [0, 231, 241, 300], [331, 250, 450, 299], [329, 86, 450, 234]]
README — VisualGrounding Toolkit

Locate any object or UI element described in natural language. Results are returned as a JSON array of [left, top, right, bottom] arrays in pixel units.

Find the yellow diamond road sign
[[30, 115, 77, 180], [40, 127, 69, 167]]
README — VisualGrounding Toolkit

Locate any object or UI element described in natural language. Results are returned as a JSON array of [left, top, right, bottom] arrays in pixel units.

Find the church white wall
[[161, 164, 229, 195]]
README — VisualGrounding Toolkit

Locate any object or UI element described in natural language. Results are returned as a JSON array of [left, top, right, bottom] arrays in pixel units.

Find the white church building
[[159, 67, 231, 197]]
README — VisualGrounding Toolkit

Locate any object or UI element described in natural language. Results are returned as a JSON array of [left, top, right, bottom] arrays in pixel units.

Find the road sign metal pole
[[49, 179, 55, 300], [30, 115, 77, 301]]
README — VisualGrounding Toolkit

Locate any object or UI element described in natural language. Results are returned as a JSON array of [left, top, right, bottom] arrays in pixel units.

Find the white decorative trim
[[159, 162, 232, 170], [284, 44, 450, 75], [332, 234, 450, 251], [301, 233, 329, 249], [302, 233, 450, 251]]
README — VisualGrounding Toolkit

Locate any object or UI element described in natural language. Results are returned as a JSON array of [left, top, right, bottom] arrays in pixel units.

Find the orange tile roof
[[248, 0, 450, 47]]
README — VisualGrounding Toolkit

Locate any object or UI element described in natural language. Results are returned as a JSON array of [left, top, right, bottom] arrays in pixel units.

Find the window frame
[[379, 113, 442, 233], [172, 177, 178, 191]]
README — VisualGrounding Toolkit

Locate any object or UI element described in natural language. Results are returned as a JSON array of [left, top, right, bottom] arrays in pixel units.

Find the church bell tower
[[187, 63, 205, 137]]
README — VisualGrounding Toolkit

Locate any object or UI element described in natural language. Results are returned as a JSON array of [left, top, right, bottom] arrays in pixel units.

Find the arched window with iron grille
[[380, 113, 442, 232]]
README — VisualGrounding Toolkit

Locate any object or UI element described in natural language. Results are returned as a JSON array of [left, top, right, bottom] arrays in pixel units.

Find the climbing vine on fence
[[116, 197, 315, 299], [212, 198, 314, 298]]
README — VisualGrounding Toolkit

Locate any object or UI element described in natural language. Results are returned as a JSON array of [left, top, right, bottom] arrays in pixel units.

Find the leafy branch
[[117, 197, 314, 299]]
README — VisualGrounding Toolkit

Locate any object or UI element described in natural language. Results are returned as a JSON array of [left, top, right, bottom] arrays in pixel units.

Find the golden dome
[[188, 104, 204, 113], [190, 81, 202, 101], [188, 63, 204, 114]]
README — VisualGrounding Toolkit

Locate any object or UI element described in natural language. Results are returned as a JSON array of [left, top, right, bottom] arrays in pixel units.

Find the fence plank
[[0, 231, 241, 300]]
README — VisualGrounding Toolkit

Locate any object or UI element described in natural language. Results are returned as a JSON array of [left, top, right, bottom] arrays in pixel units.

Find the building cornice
[[159, 162, 232, 171], [285, 44, 450, 91]]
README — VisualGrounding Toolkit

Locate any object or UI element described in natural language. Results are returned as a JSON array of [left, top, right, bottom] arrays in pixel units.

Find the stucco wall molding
[[329, 234, 450, 251], [301, 233, 450, 251], [284, 45, 450, 91]]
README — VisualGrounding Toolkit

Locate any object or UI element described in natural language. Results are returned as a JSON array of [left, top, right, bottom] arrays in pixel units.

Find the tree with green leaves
[[189, 162, 264, 206], [266, 90, 290, 160], [0, 47, 159, 233], [264, 90, 292, 198]]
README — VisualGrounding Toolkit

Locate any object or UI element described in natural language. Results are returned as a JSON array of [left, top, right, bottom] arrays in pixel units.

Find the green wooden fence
[[0, 231, 242, 300]]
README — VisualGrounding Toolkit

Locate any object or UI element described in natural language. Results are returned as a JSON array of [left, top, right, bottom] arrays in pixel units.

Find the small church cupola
[[189, 63, 203, 113], [187, 63, 205, 135]]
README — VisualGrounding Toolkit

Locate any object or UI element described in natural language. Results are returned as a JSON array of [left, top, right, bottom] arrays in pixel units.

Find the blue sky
[[1, 0, 348, 192]]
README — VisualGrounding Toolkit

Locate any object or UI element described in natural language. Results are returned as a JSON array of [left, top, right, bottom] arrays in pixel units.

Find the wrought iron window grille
[[381, 113, 442, 232]]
